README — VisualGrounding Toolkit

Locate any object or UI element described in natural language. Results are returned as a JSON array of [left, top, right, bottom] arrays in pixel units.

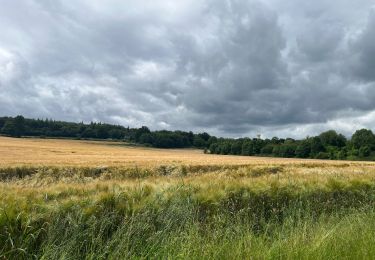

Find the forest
[[1, 115, 375, 160]]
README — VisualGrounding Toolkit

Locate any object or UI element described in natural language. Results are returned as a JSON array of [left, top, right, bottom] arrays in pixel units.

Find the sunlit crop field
[[1, 136, 375, 259], [2, 136, 374, 167]]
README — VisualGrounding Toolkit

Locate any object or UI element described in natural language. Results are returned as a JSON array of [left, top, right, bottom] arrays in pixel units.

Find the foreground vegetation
[[2, 115, 375, 161], [1, 137, 375, 259], [1, 163, 375, 259]]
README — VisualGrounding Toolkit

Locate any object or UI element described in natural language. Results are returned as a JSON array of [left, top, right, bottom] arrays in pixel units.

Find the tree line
[[1, 115, 375, 160], [0, 116, 210, 148], [208, 129, 375, 160]]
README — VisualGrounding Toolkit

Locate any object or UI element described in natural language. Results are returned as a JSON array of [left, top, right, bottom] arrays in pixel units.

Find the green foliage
[[274, 142, 297, 158], [319, 130, 347, 147], [2, 175, 375, 259], [310, 136, 325, 156], [0, 116, 211, 149], [336, 149, 347, 160], [260, 144, 274, 155], [1, 115, 25, 137], [139, 133, 154, 144], [2, 115, 375, 161], [359, 146, 371, 157], [230, 140, 242, 155], [352, 129, 375, 150], [241, 139, 254, 155], [198, 132, 210, 142], [135, 126, 150, 142], [315, 152, 330, 159], [1, 120, 17, 137], [14, 115, 25, 137], [193, 136, 206, 148], [295, 140, 311, 158]]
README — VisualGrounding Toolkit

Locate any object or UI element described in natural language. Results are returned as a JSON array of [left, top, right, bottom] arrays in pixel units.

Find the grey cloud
[[1, 0, 375, 138], [175, 1, 289, 127], [350, 10, 375, 82]]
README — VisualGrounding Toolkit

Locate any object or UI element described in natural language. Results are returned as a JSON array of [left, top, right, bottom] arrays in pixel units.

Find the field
[[1, 136, 375, 259]]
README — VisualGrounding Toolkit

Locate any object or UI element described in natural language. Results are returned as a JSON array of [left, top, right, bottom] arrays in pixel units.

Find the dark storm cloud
[[351, 10, 375, 82], [1, 0, 375, 137]]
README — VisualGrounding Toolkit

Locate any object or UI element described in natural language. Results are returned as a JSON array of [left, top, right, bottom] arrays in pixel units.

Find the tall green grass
[[1, 166, 375, 259]]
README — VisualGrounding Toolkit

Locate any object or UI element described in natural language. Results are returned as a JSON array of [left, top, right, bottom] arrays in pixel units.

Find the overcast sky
[[1, 0, 375, 138]]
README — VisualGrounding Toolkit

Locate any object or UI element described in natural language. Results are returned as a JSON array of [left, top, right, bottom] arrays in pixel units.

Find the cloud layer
[[1, 0, 375, 138]]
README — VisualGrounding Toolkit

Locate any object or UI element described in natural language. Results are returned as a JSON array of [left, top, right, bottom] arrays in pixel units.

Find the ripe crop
[[1, 137, 375, 259]]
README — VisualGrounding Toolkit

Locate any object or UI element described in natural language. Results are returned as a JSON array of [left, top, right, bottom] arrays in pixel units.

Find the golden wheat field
[[2, 136, 374, 167], [2, 136, 375, 259], [1, 135, 375, 184]]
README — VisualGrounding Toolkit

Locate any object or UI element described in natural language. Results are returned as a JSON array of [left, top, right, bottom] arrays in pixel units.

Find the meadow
[[1, 136, 375, 259]]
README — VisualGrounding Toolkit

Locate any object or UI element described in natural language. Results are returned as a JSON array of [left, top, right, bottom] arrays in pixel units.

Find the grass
[[1, 137, 375, 259]]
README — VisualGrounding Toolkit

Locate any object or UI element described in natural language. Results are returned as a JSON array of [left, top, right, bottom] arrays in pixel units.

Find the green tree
[[14, 115, 25, 137], [230, 141, 242, 155], [0, 117, 8, 129], [209, 143, 219, 154], [315, 152, 330, 159], [1, 120, 17, 136], [109, 129, 124, 139], [219, 142, 231, 155], [241, 140, 253, 155], [135, 126, 151, 142], [272, 145, 281, 157], [278, 143, 297, 158], [139, 133, 154, 144], [260, 144, 274, 155], [351, 129, 375, 150], [207, 136, 218, 147], [319, 130, 346, 147], [295, 140, 311, 158], [359, 146, 371, 157], [81, 128, 96, 138], [252, 138, 264, 154], [1, 116, 25, 137], [198, 132, 210, 142], [326, 146, 339, 160], [193, 136, 206, 148], [336, 149, 347, 160], [96, 126, 109, 139], [310, 137, 325, 156]]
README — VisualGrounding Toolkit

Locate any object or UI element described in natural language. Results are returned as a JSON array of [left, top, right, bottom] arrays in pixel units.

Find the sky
[[1, 0, 375, 138]]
